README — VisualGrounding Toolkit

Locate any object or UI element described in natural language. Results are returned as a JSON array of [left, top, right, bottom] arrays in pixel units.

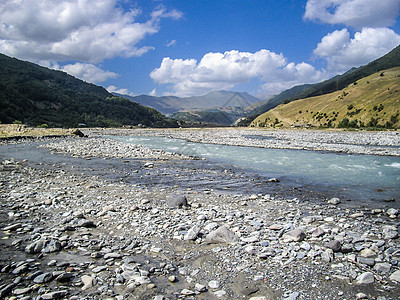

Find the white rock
[[356, 272, 374, 284]]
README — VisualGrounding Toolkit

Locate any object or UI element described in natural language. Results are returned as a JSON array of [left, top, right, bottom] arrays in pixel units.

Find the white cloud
[[107, 85, 135, 96], [59, 63, 118, 83], [150, 50, 325, 97], [304, 0, 400, 28], [314, 27, 400, 73], [0, 0, 182, 63], [149, 88, 157, 96], [166, 40, 176, 47]]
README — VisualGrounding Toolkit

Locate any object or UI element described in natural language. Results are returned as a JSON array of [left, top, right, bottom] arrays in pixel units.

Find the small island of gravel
[[0, 128, 399, 300]]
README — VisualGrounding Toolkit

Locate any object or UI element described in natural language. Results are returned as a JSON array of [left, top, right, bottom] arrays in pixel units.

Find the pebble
[[1, 132, 399, 300]]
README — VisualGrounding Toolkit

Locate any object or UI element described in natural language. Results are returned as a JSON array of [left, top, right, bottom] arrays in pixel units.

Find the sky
[[1, 0, 400, 99]]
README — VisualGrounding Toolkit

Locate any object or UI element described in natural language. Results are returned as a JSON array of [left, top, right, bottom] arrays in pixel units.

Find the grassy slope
[[251, 67, 400, 129]]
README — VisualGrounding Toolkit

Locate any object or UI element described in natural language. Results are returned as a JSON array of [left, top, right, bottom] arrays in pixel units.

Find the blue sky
[[1, 0, 400, 99]]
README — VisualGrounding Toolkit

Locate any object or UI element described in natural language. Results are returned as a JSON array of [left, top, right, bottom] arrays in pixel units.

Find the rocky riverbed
[[0, 132, 400, 299], [85, 128, 400, 156]]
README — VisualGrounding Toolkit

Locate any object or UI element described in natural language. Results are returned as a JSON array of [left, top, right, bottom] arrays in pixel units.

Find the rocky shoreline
[[84, 128, 400, 156], [0, 131, 399, 299]]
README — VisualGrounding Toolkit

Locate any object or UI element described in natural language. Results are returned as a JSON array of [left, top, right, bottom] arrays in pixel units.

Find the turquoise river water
[[112, 135, 400, 206]]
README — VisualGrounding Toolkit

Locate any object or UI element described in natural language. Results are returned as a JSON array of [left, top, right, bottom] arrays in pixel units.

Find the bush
[[39, 123, 48, 128], [13, 120, 22, 124]]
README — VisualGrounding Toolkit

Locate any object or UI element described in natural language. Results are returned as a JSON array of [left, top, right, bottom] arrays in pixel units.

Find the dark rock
[[33, 272, 53, 283], [326, 240, 341, 252]]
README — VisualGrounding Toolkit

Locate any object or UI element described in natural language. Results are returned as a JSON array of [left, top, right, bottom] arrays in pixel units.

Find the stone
[[250, 297, 267, 300], [359, 248, 376, 258], [328, 198, 341, 205], [13, 287, 32, 295], [312, 227, 325, 237], [180, 289, 195, 296], [104, 252, 122, 259], [195, 283, 207, 292], [184, 224, 201, 240], [33, 272, 53, 283], [214, 290, 227, 297], [43, 239, 62, 253], [357, 257, 375, 266], [208, 280, 220, 289], [389, 270, 400, 283], [386, 208, 398, 218], [326, 240, 341, 252], [41, 290, 68, 299], [356, 293, 368, 299], [321, 249, 334, 263], [356, 272, 374, 284], [92, 266, 107, 273], [382, 225, 398, 239], [168, 275, 177, 283], [374, 263, 391, 274], [206, 225, 239, 244], [281, 229, 306, 242], [55, 272, 74, 282], [166, 194, 189, 208], [81, 275, 95, 290]]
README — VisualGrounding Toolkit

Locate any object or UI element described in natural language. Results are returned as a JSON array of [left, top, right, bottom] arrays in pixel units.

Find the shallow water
[[112, 135, 400, 205]]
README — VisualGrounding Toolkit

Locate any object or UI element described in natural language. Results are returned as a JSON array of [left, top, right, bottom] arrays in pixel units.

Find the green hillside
[[247, 45, 400, 122], [0, 54, 177, 128], [251, 67, 400, 129]]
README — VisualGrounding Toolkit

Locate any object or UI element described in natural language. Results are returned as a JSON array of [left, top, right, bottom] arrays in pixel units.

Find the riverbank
[[0, 133, 399, 299], [84, 128, 400, 157]]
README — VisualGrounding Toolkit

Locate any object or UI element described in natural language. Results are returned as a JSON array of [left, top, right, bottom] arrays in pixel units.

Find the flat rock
[[205, 225, 239, 244], [281, 229, 306, 242], [356, 272, 374, 284]]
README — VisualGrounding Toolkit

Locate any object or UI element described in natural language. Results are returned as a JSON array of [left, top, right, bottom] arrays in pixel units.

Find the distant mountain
[[115, 90, 261, 116], [249, 44, 400, 119], [0, 53, 177, 128], [251, 67, 400, 129]]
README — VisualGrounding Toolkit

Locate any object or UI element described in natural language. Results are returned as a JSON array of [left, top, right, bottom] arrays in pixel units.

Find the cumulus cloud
[[59, 63, 118, 83], [150, 50, 325, 97], [304, 0, 400, 28], [314, 27, 400, 73], [107, 85, 135, 96], [0, 0, 182, 63]]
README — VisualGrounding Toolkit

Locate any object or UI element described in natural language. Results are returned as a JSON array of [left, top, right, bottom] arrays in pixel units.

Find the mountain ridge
[[0, 53, 177, 128]]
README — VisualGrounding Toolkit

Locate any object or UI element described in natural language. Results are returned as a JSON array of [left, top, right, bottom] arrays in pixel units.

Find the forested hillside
[[0, 54, 177, 128]]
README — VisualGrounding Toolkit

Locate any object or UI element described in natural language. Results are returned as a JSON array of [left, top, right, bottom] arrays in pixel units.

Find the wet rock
[[205, 225, 239, 244], [41, 290, 68, 299], [166, 194, 189, 208], [33, 272, 53, 283]]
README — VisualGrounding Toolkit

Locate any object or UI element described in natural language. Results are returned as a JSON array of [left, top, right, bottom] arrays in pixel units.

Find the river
[[111, 135, 400, 206]]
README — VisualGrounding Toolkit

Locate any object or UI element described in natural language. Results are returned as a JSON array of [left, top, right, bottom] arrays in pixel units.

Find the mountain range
[[114, 90, 261, 116], [0, 44, 399, 128]]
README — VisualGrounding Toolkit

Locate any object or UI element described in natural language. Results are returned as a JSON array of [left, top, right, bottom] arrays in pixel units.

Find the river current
[[112, 135, 400, 206]]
